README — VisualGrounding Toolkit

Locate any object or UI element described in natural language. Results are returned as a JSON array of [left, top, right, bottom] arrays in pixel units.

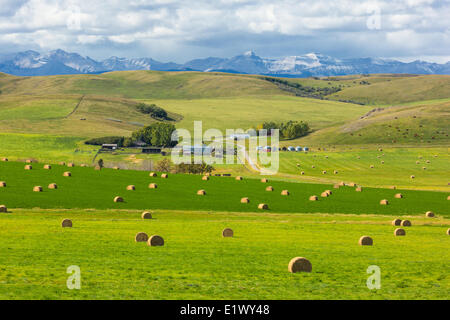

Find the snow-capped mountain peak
[[0, 49, 449, 77]]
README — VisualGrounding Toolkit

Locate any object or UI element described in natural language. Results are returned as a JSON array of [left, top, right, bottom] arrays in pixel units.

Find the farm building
[[182, 145, 213, 155], [142, 147, 162, 154], [101, 144, 118, 150]]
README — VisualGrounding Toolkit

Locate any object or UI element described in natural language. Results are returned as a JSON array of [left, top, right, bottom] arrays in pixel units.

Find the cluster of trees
[[154, 158, 214, 174], [85, 136, 125, 146], [262, 77, 341, 99], [257, 121, 310, 140], [136, 103, 168, 120], [131, 122, 177, 147], [85, 123, 176, 148]]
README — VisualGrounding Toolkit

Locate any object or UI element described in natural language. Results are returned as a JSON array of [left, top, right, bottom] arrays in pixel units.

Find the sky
[[0, 0, 449, 63]]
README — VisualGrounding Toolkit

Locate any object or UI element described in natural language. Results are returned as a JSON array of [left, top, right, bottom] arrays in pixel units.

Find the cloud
[[0, 0, 448, 62]]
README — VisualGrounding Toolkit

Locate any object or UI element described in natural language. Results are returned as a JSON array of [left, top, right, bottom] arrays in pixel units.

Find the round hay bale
[[320, 192, 329, 197], [288, 257, 312, 273], [126, 185, 135, 191], [395, 193, 403, 199], [394, 228, 406, 236], [389, 186, 396, 190], [48, 183, 58, 189], [381, 161, 385, 164], [380, 199, 389, 205], [401, 220, 411, 227], [24, 165, 32, 170], [135, 232, 149, 242], [324, 190, 332, 195], [141, 211, 152, 219], [322, 170, 327, 174], [63, 171, 71, 177], [265, 186, 274, 192], [59, 161, 66, 166], [202, 176, 209, 181], [447, 228, 450, 235], [370, 165, 374, 168], [1, 158, 8, 161], [80, 164, 87, 167], [392, 219, 402, 226], [0, 181, 6, 187], [95, 165, 101, 170], [347, 182, 356, 187], [258, 203, 269, 210], [334, 170, 338, 174], [333, 184, 340, 189], [0, 205, 7, 213], [261, 178, 268, 183], [281, 190, 289, 196], [359, 236, 373, 246], [114, 196, 124, 203], [43, 164, 51, 169], [222, 228, 233, 237], [205, 173, 211, 176], [149, 172, 157, 177], [113, 166, 119, 170], [339, 181, 345, 186], [447, 195, 450, 200], [161, 173, 168, 178], [309, 195, 318, 201], [67, 163, 75, 167], [148, 183, 158, 189], [240, 197, 250, 203], [422, 167, 426, 170], [301, 171, 305, 175], [410, 175, 415, 179], [197, 189, 206, 195], [355, 186, 363, 192], [33, 186, 43, 192], [425, 211, 435, 218], [311, 165, 315, 168], [148, 235, 164, 246], [61, 219, 72, 228], [426, 160, 430, 163], [416, 161, 420, 164], [235, 176, 243, 180], [26, 159, 33, 163]]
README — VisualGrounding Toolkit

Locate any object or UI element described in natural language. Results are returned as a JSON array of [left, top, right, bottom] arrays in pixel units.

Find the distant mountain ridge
[[1, 49, 449, 77]]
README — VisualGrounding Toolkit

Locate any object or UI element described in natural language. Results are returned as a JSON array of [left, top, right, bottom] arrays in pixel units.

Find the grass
[[273, 147, 450, 191], [142, 96, 371, 132], [0, 209, 448, 299], [0, 161, 448, 215]]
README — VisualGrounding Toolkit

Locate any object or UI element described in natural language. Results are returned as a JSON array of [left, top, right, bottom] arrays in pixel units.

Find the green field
[[0, 209, 448, 299], [273, 147, 450, 191], [0, 161, 448, 215]]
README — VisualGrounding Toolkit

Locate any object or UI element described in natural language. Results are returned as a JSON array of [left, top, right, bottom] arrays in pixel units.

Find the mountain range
[[1, 49, 449, 77]]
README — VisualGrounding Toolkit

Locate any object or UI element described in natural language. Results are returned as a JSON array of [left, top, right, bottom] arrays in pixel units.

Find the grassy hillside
[[289, 99, 449, 146]]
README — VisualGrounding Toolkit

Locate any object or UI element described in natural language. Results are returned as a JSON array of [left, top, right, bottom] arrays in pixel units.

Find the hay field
[[274, 147, 450, 191], [0, 209, 448, 299], [0, 161, 448, 215]]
